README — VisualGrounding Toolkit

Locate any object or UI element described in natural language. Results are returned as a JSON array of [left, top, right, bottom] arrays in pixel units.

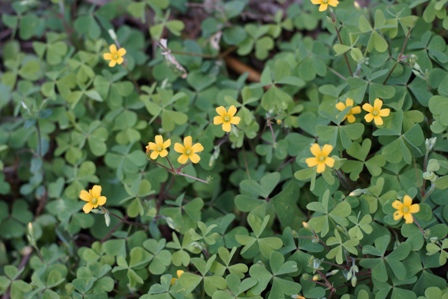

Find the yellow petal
[[329, 0, 339, 6], [174, 143, 185, 153], [91, 185, 102, 198], [393, 211, 403, 221], [379, 108, 390, 117], [409, 204, 420, 214], [319, 4, 328, 11], [190, 154, 201, 164], [170, 278, 177, 285], [310, 143, 321, 157], [392, 200, 403, 209], [316, 162, 326, 173], [364, 113, 374, 123], [346, 98, 354, 107], [191, 143, 204, 153], [373, 116, 384, 126], [362, 103, 373, 113], [109, 60, 117, 67], [109, 44, 118, 54], [83, 203, 93, 214], [306, 157, 318, 167], [215, 106, 226, 116], [184, 136, 192, 148], [403, 195, 412, 206], [177, 270, 184, 277], [97, 196, 107, 206], [155, 135, 163, 145], [321, 144, 333, 156], [373, 98, 383, 110], [159, 149, 168, 157], [150, 151, 159, 160], [403, 213, 414, 224], [177, 154, 189, 164], [325, 157, 335, 168], [148, 142, 157, 150], [230, 116, 240, 125], [347, 114, 356, 123], [103, 53, 112, 60], [80, 190, 92, 202], [228, 105, 237, 117], [163, 139, 171, 148], [351, 106, 361, 114], [117, 48, 127, 56], [116, 57, 124, 65], [214, 116, 224, 125], [335, 102, 346, 111], [311, 0, 321, 4], [222, 122, 231, 132]]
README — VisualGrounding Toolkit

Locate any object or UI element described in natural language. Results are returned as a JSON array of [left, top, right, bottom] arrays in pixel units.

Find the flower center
[[185, 149, 192, 156], [157, 145, 163, 152], [372, 110, 379, 116], [318, 156, 326, 162], [402, 206, 409, 213], [113, 54, 119, 60], [223, 115, 231, 122], [322, 0, 329, 3], [91, 197, 98, 205]]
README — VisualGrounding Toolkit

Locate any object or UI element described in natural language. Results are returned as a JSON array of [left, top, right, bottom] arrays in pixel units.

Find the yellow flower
[[362, 98, 390, 126], [311, 0, 339, 11], [174, 136, 204, 164], [79, 185, 107, 214], [170, 270, 184, 285], [103, 44, 126, 67], [305, 144, 335, 173], [213, 105, 241, 132], [392, 195, 420, 224], [146, 135, 171, 160], [336, 98, 361, 123], [292, 295, 306, 299]]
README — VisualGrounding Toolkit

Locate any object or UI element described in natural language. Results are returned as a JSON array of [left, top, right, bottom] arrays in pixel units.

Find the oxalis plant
[[0, 0, 448, 298]]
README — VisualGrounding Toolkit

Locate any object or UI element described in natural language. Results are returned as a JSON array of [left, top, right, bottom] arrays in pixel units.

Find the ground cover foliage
[[0, 0, 448, 298]]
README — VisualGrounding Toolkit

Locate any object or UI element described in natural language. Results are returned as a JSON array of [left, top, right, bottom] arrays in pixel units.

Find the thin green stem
[[421, 149, 430, 197], [176, 171, 209, 184], [106, 209, 148, 228], [327, 65, 347, 81], [152, 161, 172, 171], [267, 118, 277, 144], [335, 169, 354, 191], [421, 183, 436, 204], [383, 24, 414, 85], [413, 219, 426, 237], [165, 156, 175, 171], [242, 148, 251, 180], [330, 11, 353, 77], [317, 269, 335, 292], [34, 121, 47, 217]]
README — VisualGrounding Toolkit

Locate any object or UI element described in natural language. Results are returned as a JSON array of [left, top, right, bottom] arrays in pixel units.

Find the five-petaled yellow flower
[[213, 105, 241, 132], [79, 185, 107, 214], [170, 270, 184, 285], [103, 44, 126, 67], [392, 195, 420, 224], [362, 98, 390, 126], [306, 144, 335, 173], [174, 136, 204, 164], [336, 98, 361, 123], [311, 0, 339, 11], [146, 135, 171, 160]]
